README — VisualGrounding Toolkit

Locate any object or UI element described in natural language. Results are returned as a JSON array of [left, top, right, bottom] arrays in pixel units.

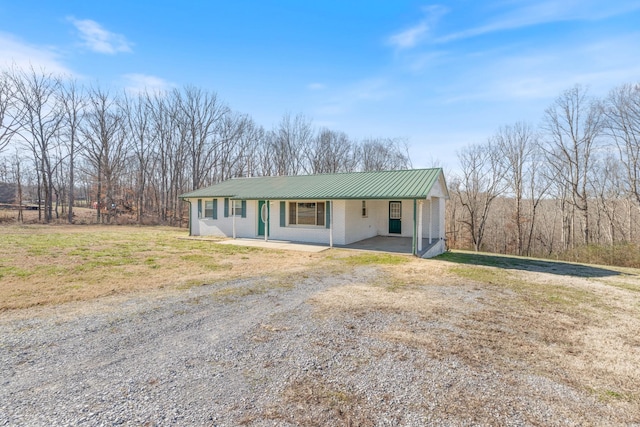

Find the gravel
[[0, 267, 628, 426]]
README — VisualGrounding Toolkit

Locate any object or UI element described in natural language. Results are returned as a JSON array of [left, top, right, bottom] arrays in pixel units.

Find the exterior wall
[[342, 200, 379, 245], [430, 176, 448, 198], [268, 200, 338, 245], [187, 194, 446, 248], [188, 198, 256, 238], [190, 199, 347, 246], [422, 197, 446, 240], [375, 199, 414, 238], [420, 197, 446, 241]]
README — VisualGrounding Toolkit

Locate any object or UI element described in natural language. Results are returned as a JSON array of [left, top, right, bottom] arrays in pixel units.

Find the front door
[[258, 200, 268, 236], [389, 201, 402, 234]]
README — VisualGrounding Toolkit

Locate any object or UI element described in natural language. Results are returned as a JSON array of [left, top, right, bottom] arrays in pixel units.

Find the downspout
[[186, 199, 193, 236]]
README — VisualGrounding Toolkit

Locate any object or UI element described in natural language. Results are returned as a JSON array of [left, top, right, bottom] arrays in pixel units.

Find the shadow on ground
[[436, 251, 622, 278]]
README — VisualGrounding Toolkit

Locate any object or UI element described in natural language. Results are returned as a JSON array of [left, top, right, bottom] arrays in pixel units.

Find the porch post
[[264, 200, 269, 242], [412, 199, 417, 256], [329, 200, 333, 248], [430, 198, 435, 244], [232, 202, 236, 239], [417, 200, 423, 252]]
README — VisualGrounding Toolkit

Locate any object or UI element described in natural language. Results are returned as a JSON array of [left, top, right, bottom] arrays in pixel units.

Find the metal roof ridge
[[228, 167, 441, 179]]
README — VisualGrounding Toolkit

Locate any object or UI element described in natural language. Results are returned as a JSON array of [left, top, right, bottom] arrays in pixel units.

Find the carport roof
[[180, 168, 446, 200]]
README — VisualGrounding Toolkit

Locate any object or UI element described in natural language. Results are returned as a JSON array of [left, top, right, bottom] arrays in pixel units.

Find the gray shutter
[[212, 199, 218, 220], [197, 199, 202, 218], [280, 201, 285, 227], [241, 200, 247, 218], [224, 198, 229, 217], [325, 201, 331, 229]]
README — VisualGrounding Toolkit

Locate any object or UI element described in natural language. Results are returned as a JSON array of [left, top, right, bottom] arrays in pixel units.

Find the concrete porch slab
[[338, 236, 443, 257], [189, 235, 444, 257], [216, 238, 330, 253]]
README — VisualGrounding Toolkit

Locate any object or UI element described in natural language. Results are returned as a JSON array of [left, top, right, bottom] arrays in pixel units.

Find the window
[[204, 201, 214, 218], [231, 200, 242, 216], [390, 201, 402, 219], [361, 200, 368, 218], [224, 198, 246, 218], [289, 202, 325, 226]]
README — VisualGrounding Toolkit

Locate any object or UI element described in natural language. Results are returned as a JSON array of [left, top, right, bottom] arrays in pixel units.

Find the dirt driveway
[[1, 253, 639, 426]]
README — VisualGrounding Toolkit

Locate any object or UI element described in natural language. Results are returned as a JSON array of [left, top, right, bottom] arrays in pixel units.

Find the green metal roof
[[180, 168, 446, 200]]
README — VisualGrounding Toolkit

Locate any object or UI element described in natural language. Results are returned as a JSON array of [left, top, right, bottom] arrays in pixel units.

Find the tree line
[[0, 66, 411, 225], [2, 66, 638, 265], [447, 83, 640, 266]]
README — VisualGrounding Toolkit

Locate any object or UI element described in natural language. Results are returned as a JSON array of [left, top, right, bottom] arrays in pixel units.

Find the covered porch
[[212, 235, 445, 258], [339, 236, 445, 258]]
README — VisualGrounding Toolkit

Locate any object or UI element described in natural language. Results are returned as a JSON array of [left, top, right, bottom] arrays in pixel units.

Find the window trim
[[204, 200, 214, 219], [231, 199, 242, 217], [288, 201, 325, 227], [361, 200, 368, 218]]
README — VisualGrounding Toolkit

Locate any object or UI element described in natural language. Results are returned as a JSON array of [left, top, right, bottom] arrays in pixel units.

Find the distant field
[[1, 224, 639, 423]]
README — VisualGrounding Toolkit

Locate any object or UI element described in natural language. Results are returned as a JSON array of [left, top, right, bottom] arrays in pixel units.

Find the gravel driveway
[[0, 265, 627, 426]]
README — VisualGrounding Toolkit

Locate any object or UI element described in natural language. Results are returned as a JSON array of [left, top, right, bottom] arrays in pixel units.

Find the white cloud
[[0, 32, 73, 75], [69, 17, 132, 54], [387, 5, 448, 49], [307, 82, 326, 90], [122, 73, 175, 94], [435, 1, 640, 44], [388, 21, 429, 49]]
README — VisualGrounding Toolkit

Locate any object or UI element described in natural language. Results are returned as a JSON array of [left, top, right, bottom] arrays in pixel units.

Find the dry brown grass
[[0, 224, 321, 310], [311, 255, 640, 423], [3, 223, 640, 423], [260, 375, 376, 427]]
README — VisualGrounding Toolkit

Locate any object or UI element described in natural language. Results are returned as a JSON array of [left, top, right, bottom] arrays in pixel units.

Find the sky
[[1, 0, 640, 171]]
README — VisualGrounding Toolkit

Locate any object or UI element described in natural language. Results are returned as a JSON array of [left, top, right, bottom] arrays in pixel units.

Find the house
[[179, 168, 449, 258]]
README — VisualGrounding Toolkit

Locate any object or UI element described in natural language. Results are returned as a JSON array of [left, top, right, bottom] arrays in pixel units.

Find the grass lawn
[[2, 224, 640, 421], [0, 224, 320, 309]]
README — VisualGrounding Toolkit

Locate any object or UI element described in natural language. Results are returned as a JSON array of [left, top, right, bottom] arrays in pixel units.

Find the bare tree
[[495, 122, 538, 255], [81, 87, 129, 223], [10, 67, 64, 222], [605, 83, 640, 207], [359, 137, 411, 171], [175, 86, 228, 190], [124, 91, 155, 223], [271, 113, 314, 175], [216, 111, 247, 181], [0, 72, 22, 155], [542, 85, 603, 245], [307, 128, 357, 174], [234, 116, 264, 177], [59, 79, 85, 223], [11, 150, 23, 222], [455, 141, 509, 252], [148, 91, 188, 224]]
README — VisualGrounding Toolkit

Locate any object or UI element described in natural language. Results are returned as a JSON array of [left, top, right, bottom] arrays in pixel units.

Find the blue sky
[[1, 1, 640, 170]]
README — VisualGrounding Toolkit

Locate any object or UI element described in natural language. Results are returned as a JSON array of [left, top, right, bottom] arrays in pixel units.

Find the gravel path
[[0, 266, 627, 426]]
